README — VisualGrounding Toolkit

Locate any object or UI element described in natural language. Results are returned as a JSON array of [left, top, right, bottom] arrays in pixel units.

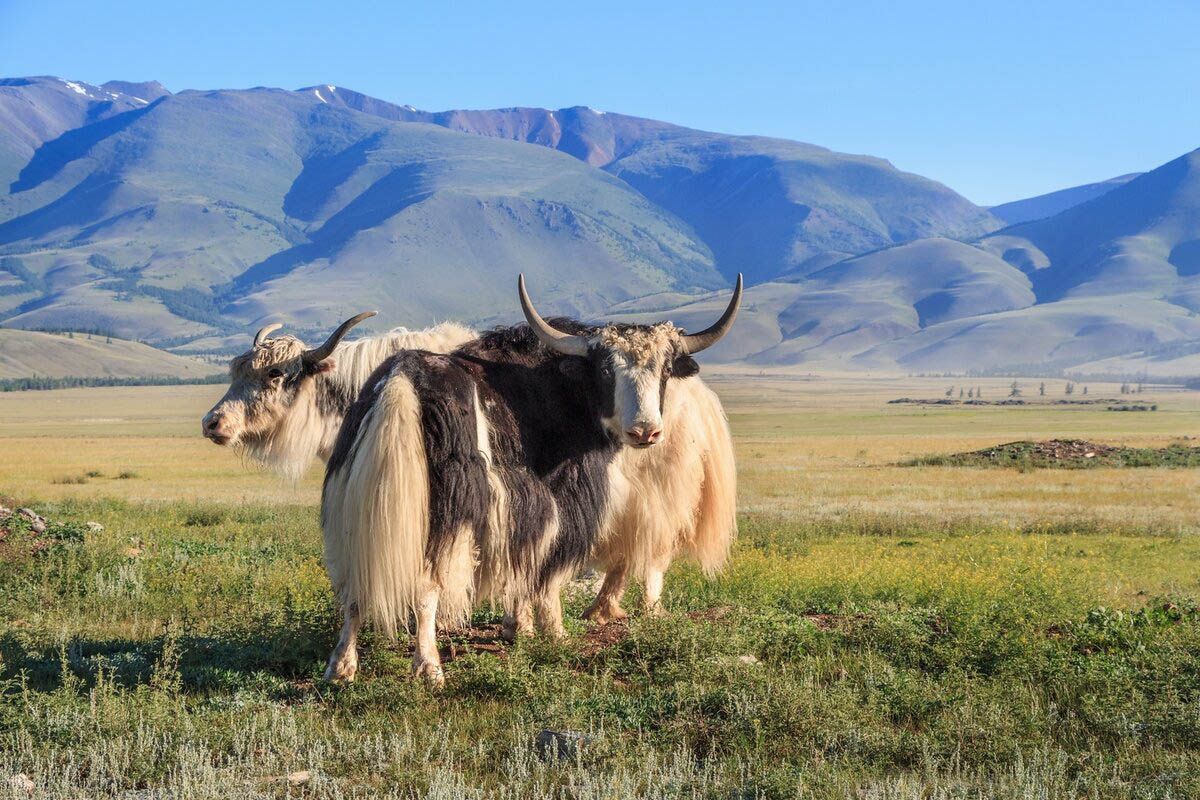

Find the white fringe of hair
[[328, 322, 477, 403]]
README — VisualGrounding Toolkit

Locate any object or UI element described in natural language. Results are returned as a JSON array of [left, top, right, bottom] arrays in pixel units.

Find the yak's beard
[[234, 396, 336, 482]]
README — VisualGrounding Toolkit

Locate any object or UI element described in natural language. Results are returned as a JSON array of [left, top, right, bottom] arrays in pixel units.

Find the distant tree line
[[0, 374, 227, 392], [917, 368, 1191, 386], [936, 382, 1102, 398], [26, 326, 118, 343], [101, 277, 234, 331], [0, 256, 44, 291]]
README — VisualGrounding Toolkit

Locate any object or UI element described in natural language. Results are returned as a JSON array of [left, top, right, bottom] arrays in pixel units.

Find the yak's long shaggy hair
[[234, 322, 476, 479]]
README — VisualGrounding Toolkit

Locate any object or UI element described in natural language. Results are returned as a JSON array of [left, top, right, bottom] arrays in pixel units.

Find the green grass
[[2, 499, 1199, 798], [1, 379, 1199, 797]]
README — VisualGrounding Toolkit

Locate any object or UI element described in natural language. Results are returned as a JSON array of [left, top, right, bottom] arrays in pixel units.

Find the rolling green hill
[[0, 328, 219, 380]]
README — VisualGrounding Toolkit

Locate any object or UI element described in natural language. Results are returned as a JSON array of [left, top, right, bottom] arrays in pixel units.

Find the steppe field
[[1, 374, 1199, 799]]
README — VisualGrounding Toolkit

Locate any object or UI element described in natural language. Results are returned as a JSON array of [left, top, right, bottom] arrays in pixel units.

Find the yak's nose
[[202, 413, 232, 444], [626, 425, 663, 448]]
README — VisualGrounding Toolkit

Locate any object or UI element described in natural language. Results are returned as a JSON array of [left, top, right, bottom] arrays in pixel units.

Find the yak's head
[[518, 274, 741, 448], [202, 312, 376, 475]]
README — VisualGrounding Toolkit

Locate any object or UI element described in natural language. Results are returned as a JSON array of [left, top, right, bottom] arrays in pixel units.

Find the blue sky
[[2, 0, 1196, 205]]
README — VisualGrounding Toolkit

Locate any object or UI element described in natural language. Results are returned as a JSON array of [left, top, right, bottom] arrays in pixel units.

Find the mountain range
[[1, 76, 1197, 375]]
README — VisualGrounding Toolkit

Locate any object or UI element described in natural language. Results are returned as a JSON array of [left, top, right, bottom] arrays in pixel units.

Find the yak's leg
[[582, 563, 630, 624], [642, 559, 670, 616], [412, 585, 445, 688], [502, 598, 535, 642], [324, 604, 361, 682], [535, 575, 569, 639]]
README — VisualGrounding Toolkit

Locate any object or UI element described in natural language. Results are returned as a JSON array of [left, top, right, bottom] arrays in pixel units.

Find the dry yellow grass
[[1, 376, 1197, 534]]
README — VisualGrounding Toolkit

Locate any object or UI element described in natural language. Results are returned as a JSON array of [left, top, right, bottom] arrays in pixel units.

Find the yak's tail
[[685, 382, 738, 574], [322, 374, 429, 639]]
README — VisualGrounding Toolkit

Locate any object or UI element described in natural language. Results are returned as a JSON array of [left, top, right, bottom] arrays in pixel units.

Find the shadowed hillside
[[0, 79, 720, 340], [620, 154, 1200, 372], [989, 173, 1141, 226]]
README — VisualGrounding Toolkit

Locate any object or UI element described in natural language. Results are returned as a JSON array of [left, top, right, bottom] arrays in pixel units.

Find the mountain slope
[[0, 82, 719, 340], [0, 77, 170, 223], [989, 173, 1141, 226], [979, 150, 1200, 303], [629, 151, 1200, 371], [4, 77, 1198, 376], [310, 87, 1001, 283], [0, 327, 218, 379], [857, 296, 1200, 371], [609, 238, 1036, 364]]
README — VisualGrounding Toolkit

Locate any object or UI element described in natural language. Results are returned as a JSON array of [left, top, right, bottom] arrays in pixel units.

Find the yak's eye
[[267, 368, 284, 380]]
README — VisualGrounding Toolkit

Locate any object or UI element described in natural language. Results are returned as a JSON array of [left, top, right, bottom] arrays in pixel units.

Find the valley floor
[[1, 376, 1198, 798]]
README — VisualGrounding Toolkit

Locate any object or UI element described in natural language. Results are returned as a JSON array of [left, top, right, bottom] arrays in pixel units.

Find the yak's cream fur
[[322, 373, 430, 640], [687, 379, 738, 571], [330, 323, 477, 400], [472, 388, 513, 606], [240, 377, 330, 481], [600, 376, 736, 577], [433, 523, 479, 629]]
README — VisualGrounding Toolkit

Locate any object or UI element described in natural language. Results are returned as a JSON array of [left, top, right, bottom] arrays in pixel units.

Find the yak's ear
[[309, 357, 336, 375], [558, 358, 588, 381], [671, 354, 700, 378]]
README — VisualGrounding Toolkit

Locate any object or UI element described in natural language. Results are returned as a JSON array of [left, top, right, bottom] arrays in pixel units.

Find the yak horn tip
[[253, 322, 283, 347], [679, 275, 743, 355]]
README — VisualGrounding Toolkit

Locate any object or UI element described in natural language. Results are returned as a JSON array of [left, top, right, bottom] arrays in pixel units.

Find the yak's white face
[[202, 336, 336, 476], [594, 324, 698, 448], [203, 336, 308, 446]]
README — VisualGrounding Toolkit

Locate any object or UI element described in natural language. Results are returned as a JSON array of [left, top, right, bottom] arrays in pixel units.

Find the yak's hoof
[[414, 662, 445, 689], [323, 652, 358, 683]]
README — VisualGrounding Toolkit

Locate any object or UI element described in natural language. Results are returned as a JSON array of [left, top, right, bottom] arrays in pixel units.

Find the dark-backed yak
[[321, 275, 741, 685]]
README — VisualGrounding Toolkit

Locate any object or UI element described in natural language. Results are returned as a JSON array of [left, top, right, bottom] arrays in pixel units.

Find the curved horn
[[517, 274, 589, 356], [253, 323, 283, 347], [302, 311, 378, 364], [680, 274, 743, 355]]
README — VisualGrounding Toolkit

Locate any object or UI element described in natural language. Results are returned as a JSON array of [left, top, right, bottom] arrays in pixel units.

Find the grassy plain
[[0, 374, 1198, 798]]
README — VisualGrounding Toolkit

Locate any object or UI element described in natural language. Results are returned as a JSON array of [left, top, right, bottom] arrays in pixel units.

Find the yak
[[321, 275, 740, 685]]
